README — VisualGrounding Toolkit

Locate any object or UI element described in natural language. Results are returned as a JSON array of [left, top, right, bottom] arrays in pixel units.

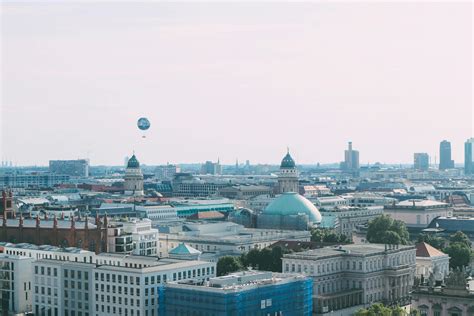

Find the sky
[[1, 1, 473, 166]]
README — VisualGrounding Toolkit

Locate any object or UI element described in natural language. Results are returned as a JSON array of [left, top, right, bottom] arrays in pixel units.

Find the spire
[[103, 212, 108, 227]]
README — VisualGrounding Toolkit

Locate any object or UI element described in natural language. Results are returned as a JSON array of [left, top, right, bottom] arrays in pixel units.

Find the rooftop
[[284, 243, 415, 260], [1, 242, 90, 254], [167, 271, 308, 293], [169, 243, 201, 255], [393, 199, 449, 208], [415, 242, 447, 258]]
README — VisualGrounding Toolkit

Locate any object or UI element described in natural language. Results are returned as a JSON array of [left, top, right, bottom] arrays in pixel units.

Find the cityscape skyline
[[2, 2, 473, 166], [2, 2, 474, 316]]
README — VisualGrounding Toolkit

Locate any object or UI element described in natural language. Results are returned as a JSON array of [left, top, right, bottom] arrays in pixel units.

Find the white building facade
[[282, 244, 416, 315], [0, 254, 34, 315]]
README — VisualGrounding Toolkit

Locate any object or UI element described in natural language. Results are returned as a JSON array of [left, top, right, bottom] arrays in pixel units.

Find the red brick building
[[0, 215, 108, 254]]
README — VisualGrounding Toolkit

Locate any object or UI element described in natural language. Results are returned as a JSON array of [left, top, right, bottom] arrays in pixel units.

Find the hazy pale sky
[[1, 1, 473, 166]]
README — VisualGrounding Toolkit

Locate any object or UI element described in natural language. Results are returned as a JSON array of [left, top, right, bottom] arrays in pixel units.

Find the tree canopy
[[417, 233, 446, 250], [216, 256, 243, 276], [217, 246, 288, 277], [355, 303, 409, 316], [366, 215, 410, 245], [418, 231, 472, 270], [444, 239, 472, 269], [240, 246, 287, 272], [449, 231, 471, 248], [310, 228, 350, 244]]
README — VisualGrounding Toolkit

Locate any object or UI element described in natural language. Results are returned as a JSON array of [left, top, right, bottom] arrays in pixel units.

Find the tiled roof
[[416, 242, 446, 258]]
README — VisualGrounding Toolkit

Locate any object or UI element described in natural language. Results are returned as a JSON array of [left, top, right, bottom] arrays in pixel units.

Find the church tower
[[124, 154, 144, 196], [278, 149, 299, 193]]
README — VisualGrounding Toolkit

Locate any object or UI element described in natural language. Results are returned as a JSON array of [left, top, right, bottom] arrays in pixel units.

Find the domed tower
[[278, 149, 299, 193], [124, 154, 144, 196]]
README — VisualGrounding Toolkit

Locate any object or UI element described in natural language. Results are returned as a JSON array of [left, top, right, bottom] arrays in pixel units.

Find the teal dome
[[280, 152, 296, 169], [264, 192, 321, 223], [127, 155, 140, 168]]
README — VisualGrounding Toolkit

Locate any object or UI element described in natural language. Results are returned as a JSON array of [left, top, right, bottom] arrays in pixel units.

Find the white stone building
[[158, 221, 310, 258], [384, 199, 453, 229], [108, 218, 158, 256], [0, 254, 34, 314], [313, 196, 348, 210], [319, 206, 384, 238], [282, 243, 416, 315], [0, 242, 215, 316], [32, 257, 214, 316], [415, 242, 450, 281]]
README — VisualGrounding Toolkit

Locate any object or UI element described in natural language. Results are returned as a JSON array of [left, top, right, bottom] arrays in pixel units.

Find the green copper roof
[[280, 152, 296, 169], [265, 192, 322, 223], [169, 243, 201, 255], [127, 154, 140, 168]]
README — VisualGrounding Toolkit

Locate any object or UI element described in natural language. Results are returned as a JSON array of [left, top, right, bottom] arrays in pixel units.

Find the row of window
[[285, 254, 414, 275]]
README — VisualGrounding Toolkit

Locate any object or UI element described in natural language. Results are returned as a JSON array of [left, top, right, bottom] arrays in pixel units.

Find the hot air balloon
[[137, 117, 150, 138]]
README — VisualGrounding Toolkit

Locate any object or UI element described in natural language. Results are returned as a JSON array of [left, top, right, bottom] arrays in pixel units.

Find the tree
[[444, 242, 472, 269], [355, 304, 407, 316], [270, 246, 285, 272], [216, 256, 243, 276], [354, 303, 392, 316], [366, 215, 410, 245], [392, 306, 408, 316], [449, 231, 471, 248], [310, 228, 350, 244], [417, 233, 446, 250], [240, 246, 287, 272]]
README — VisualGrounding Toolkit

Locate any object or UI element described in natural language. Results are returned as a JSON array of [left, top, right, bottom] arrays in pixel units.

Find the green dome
[[264, 192, 321, 223], [280, 152, 296, 169], [127, 155, 140, 168]]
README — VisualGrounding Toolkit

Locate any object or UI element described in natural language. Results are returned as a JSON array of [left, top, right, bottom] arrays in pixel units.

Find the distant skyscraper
[[201, 160, 222, 175], [49, 159, 89, 177], [155, 164, 180, 181], [342, 142, 360, 175], [439, 140, 454, 170], [414, 153, 430, 171], [465, 138, 474, 175]]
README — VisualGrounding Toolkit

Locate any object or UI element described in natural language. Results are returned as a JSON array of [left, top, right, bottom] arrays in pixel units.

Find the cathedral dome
[[127, 155, 140, 168], [280, 152, 296, 169], [264, 192, 321, 223]]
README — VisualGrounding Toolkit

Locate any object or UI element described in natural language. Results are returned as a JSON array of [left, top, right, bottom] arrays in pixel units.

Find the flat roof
[[284, 244, 415, 260]]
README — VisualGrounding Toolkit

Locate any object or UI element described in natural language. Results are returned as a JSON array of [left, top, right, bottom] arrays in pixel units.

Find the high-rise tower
[[439, 140, 454, 170], [342, 142, 360, 175], [465, 138, 474, 175]]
